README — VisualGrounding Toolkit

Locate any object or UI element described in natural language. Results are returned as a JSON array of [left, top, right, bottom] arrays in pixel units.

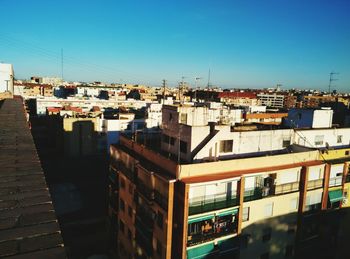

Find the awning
[[329, 189, 343, 203], [188, 214, 214, 224], [217, 208, 239, 217]]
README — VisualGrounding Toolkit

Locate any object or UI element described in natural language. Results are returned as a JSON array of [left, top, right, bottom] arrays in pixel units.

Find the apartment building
[[108, 104, 350, 259], [257, 93, 285, 108]]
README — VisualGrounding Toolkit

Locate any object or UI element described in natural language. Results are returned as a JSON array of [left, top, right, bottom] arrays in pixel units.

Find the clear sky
[[0, 0, 349, 91]]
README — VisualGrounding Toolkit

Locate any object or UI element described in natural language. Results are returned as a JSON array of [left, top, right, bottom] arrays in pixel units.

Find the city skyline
[[0, 0, 349, 91]]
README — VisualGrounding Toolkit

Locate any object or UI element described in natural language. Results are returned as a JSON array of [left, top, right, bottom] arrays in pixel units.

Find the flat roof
[[0, 98, 66, 258]]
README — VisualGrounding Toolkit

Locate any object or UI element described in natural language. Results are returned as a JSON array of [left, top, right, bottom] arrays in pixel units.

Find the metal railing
[[189, 194, 238, 215]]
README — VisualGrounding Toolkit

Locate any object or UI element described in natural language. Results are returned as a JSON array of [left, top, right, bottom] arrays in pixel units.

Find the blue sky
[[0, 0, 349, 91]]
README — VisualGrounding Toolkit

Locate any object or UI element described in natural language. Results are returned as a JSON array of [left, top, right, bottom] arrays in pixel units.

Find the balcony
[[136, 180, 154, 201], [188, 213, 238, 246], [154, 189, 168, 210], [189, 194, 238, 215], [329, 176, 342, 187], [135, 218, 153, 255], [307, 179, 323, 190], [243, 187, 263, 202], [274, 181, 299, 195], [136, 206, 155, 227]]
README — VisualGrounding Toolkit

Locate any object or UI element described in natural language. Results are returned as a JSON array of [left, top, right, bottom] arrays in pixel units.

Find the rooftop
[[0, 98, 65, 258]]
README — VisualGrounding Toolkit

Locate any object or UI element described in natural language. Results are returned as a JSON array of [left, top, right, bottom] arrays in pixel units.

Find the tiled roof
[[0, 98, 66, 258]]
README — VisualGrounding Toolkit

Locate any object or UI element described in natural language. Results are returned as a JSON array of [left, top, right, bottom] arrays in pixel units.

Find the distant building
[[219, 92, 261, 107], [257, 93, 285, 108]]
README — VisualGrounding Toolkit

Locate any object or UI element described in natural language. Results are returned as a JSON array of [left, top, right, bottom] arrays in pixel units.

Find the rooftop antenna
[[162, 79, 167, 104], [206, 69, 211, 101], [328, 72, 339, 94], [179, 76, 186, 104], [61, 48, 64, 81], [194, 77, 202, 103], [207, 69, 211, 90]]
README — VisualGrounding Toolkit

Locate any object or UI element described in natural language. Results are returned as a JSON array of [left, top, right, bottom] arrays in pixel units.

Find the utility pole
[[162, 79, 167, 104], [328, 72, 339, 94]]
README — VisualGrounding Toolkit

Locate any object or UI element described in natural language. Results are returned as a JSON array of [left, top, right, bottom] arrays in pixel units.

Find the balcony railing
[[329, 176, 342, 187], [307, 179, 323, 190], [243, 187, 263, 202], [188, 224, 237, 247], [274, 181, 299, 195], [189, 194, 238, 215]]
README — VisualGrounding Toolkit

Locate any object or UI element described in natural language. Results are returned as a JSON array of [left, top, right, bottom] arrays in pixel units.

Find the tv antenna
[[328, 72, 339, 94]]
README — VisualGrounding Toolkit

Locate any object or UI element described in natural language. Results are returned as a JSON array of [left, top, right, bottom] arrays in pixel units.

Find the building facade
[[108, 104, 350, 259]]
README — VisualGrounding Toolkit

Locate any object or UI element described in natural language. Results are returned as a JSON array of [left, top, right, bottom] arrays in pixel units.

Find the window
[[314, 135, 324, 146], [346, 150, 350, 156], [262, 228, 272, 242], [264, 203, 273, 217], [285, 245, 294, 257], [128, 205, 132, 217], [157, 211, 163, 229], [119, 220, 125, 233], [337, 135, 343, 143], [260, 252, 269, 259], [290, 198, 298, 211], [169, 113, 173, 122], [220, 140, 233, 153], [120, 199, 125, 212], [180, 141, 187, 153], [242, 207, 250, 222], [170, 137, 175, 145], [282, 140, 291, 147], [120, 178, 126, 189]]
